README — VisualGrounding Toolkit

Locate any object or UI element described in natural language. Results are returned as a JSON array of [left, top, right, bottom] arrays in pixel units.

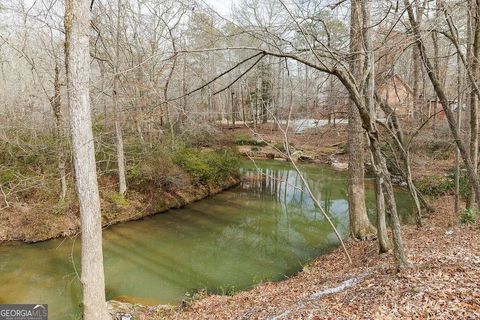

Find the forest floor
[[114, 195, 480, 319]]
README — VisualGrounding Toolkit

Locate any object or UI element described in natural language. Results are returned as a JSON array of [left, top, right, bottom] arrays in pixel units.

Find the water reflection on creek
[[0, 160, 412, 319]]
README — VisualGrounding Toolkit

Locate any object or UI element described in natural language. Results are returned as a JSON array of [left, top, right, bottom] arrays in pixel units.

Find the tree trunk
[[64, 0, 109, 318], [113, 0, 127, 195], [52, 63, 67, 201], [412, 1, 426, 119], [468, 0, 479, 208], [181, 54, 188, 126], [274, 58, 282, 130], [456, 51, 463, 213], [432, 3, 440, 137], [374, 169, 391, 253], [231, 90, 236, 128], [256, 76, 261, 128], [333, 68, 410, 269], [412, 47, 421, 117], [367, 131, 391, 253], [241, 84, 246, 124], [348, 0, 376, 240]]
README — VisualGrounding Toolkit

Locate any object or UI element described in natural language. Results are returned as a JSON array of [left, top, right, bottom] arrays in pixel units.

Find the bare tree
[[467, 0, 479, 208], [113, 0, 127, 195], [52, 62, 67, 201], [347, 0, 376, 240], [412, 0, 426, 119], [64, 0, 109, 318], [404, 0, 480, 203]]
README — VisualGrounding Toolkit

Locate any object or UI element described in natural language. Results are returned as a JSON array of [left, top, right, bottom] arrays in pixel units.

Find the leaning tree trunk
[[375, 94, 424, 226], [404, 0, 480, 203], [347, 0, 376, 240], [64, 0, 109, 318]]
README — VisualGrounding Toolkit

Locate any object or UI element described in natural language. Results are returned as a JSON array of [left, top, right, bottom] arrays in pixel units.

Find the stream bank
[[0, 175, 240, 243], [0, 143, 241, 243]]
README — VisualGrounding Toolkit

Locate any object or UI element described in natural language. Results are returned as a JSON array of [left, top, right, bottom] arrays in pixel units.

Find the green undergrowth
[[234, 133, 268, 146], [0, 128, 241, 213], [273, 142, 295, 153], [459, 208, 478, 226], [0, 133, 61, 202], [416, 172, 469, 198], [173, 147, 240, 185], [106, 192, 129, 206]]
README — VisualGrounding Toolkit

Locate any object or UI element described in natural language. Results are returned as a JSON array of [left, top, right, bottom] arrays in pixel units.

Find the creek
[[0, 160, 412, 319]]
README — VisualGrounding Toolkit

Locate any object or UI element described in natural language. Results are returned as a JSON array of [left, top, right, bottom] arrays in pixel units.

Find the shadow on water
[[0, 160, 413, 319]]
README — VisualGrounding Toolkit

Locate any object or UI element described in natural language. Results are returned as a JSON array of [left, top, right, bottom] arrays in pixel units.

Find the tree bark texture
[[348, 0, 376, 240], [64, 0, 109, 318]]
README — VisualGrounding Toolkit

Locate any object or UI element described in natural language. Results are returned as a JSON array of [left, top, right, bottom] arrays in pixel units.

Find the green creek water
[[0, 160, 413, 319]]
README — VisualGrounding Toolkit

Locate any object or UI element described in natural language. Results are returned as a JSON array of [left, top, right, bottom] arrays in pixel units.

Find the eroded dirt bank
[[0, 175, 240, 243]]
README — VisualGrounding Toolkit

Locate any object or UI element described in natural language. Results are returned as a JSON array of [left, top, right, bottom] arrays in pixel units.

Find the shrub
[[106, 192, 129, 206], [250, 146, 260, 152], [234, 134, 267, 146], [273, 143, 295, 153], [427, 140, 453, 160], [127, 151, 188, 192], [459, 208, 478, 225], [173, 148, 239, 185], [179, 125, 220, 148], [0, 136, 61, 200], [273, 143, 285, 152], [443, 171, 471, 199], [417, 175, 454, 197], [173, 149, 214, 184]]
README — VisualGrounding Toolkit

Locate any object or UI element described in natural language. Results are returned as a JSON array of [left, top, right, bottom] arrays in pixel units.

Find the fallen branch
[[269, 273, 367, 320]]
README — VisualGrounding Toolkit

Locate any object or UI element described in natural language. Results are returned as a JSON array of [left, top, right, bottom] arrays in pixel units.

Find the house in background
[[377, 74, 413, 117], [420, 97, 464, 120], [377, 74, 463, 121]]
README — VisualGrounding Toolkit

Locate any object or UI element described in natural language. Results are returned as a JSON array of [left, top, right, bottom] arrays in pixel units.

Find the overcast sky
[[203, 0, 234, 16]]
